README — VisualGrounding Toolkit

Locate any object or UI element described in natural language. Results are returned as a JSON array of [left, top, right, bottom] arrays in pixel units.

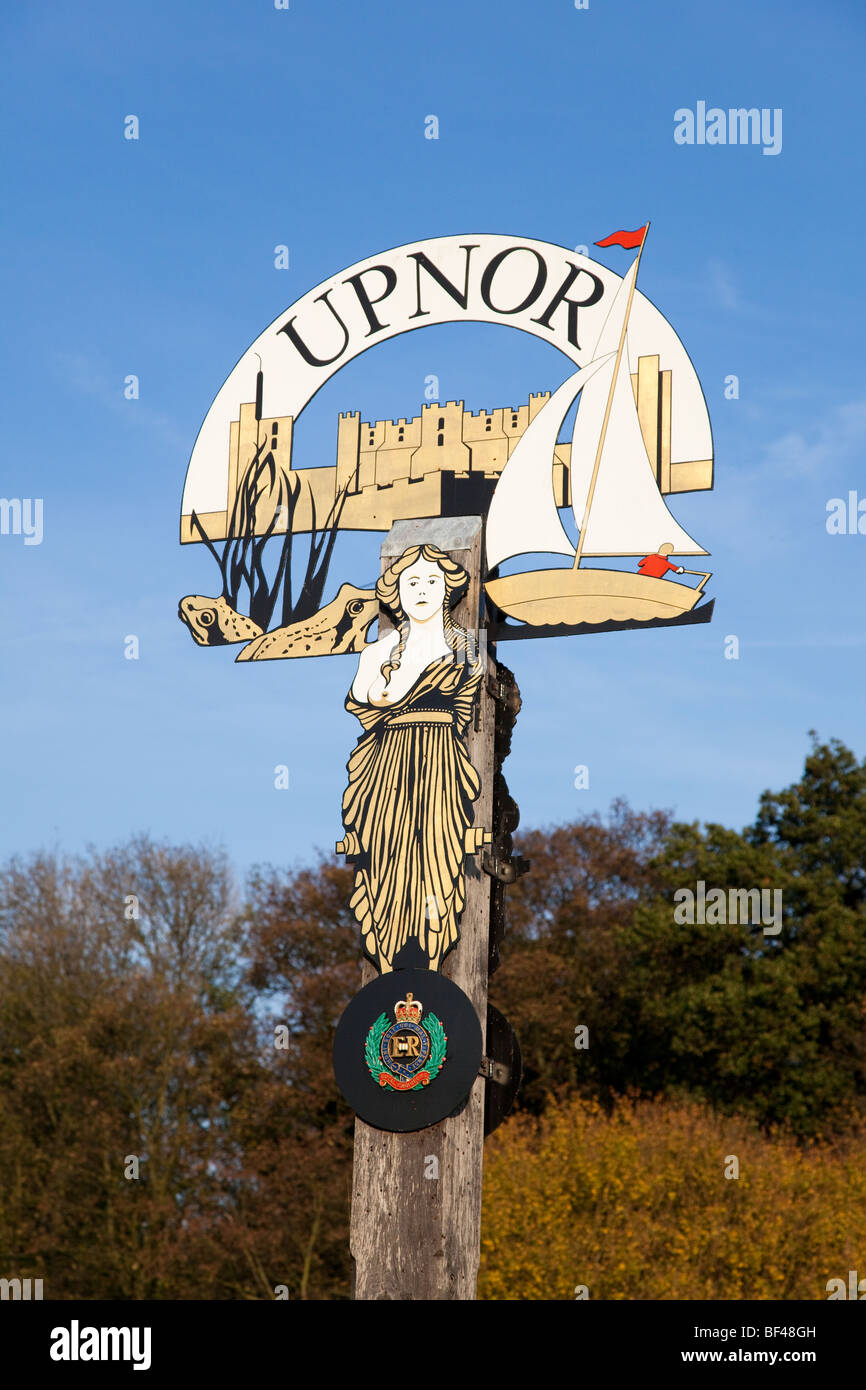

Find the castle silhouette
[[180, 356, 711, 544]]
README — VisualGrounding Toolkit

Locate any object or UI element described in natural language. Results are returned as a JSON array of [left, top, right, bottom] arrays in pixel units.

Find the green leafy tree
[[492, 738, 866, 1136]]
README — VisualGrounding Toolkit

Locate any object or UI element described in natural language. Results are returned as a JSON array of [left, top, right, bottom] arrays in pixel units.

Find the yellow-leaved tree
[[479, 1095, 866, 1301]]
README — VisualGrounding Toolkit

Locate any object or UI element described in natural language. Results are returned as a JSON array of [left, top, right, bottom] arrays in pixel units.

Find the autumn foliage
[[0, 736, 864, 1298], [479, 1094, 866, 1301]]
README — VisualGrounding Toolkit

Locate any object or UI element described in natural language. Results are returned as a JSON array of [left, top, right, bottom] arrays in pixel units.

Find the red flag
[[594, 225, 648, 250]]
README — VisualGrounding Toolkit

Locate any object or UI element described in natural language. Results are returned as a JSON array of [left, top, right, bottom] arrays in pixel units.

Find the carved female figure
[[338, 544, 485, 974]]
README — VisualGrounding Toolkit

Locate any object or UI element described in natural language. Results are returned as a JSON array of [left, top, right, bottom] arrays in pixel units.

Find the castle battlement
[[180, 360, 713, 545]]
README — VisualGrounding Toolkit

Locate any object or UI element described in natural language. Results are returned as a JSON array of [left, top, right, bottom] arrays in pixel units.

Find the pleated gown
[[342, 653, 483, 972]]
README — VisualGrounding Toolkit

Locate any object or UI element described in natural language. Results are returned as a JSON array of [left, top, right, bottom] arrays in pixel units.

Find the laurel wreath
[[365, 1013, 389, 1077], [365, 1011, 447, 1090], [424, 1013, 447, 1085]]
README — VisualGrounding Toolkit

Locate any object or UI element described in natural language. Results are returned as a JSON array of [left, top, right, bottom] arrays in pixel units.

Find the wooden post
[[349, 515, 496, 1300]]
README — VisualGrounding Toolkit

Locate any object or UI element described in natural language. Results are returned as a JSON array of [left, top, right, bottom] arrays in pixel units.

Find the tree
[[0, 837, 264, 1299], [488, 799, 672, 1111], [221, 856, 360, 1299], [490, 739, 866, 1136], [479, 1094, 866, 1301], [2, 734, 864, 1300]]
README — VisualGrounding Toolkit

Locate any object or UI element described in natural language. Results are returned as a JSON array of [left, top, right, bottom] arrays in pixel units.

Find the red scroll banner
[[378, 1071, 431, 1090]]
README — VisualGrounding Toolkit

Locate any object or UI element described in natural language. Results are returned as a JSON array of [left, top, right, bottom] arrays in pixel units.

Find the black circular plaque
[[483, 1004, 523, 1137], [333, 969, 483, 1133]]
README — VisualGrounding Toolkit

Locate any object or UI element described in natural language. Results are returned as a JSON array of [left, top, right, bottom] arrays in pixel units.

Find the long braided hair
[[373, 544, 477, 699]]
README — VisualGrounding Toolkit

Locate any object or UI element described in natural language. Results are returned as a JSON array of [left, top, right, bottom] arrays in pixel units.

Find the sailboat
[[484, 234, 712, 627]]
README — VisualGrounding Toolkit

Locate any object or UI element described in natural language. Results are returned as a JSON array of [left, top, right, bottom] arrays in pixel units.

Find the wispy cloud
[[762, 399, 866, 478], [54, 352, 187, 451], [745, 636, 866, 649], [706, 258, 742, 311]]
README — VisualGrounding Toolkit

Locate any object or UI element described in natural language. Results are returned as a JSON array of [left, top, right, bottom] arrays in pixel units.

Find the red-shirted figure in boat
[[638, 542, 685, 580]]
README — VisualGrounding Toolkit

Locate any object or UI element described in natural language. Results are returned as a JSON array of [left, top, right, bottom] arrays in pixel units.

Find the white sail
[[592, 258, 639, 359], [485, 354, 615, 569], [570, 344, 708, 556]]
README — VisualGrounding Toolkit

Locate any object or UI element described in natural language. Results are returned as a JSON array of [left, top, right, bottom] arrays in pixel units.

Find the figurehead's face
[[398, 559, 446, 623]]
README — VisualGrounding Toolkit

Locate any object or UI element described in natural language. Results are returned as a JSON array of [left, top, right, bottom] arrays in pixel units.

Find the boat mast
[[573, 223, 650, 570]]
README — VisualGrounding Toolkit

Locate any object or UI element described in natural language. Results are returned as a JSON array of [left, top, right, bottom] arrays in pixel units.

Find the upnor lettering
[[279, 241, 606, 367]]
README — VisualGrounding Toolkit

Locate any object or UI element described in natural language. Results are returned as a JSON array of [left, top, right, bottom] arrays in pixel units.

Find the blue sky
[[1, 0, 865, 881]]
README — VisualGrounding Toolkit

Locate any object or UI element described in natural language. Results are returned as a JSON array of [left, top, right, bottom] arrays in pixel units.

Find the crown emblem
[[364, 992, 447, 1091], [394, 992, 422, 1024]]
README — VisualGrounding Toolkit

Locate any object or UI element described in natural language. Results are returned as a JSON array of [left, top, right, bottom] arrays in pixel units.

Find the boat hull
[[485, 567, 707, 627]]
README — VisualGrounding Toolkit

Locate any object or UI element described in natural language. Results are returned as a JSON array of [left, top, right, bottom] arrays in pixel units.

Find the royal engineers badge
[[333, 967, 482, 1132], [365, 993, 446, 1091]]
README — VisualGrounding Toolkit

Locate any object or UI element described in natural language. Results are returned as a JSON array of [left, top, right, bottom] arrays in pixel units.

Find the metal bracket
[[481, 851, 531, 885], [486, 670, 522, 723], [478, 1056, 511, 1085]]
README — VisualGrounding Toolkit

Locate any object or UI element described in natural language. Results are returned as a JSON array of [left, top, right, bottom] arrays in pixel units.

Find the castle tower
[[461, 405, 509, 476], [409, 401, 471, 480], [375, 414, 423, 488], [336, 412, 362, 495], [228, 401, 294, 536]]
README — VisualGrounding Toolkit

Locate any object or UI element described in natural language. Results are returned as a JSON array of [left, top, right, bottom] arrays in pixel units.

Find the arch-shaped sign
[[177, 228, 715, 661], [181, 233, 711, 521]]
